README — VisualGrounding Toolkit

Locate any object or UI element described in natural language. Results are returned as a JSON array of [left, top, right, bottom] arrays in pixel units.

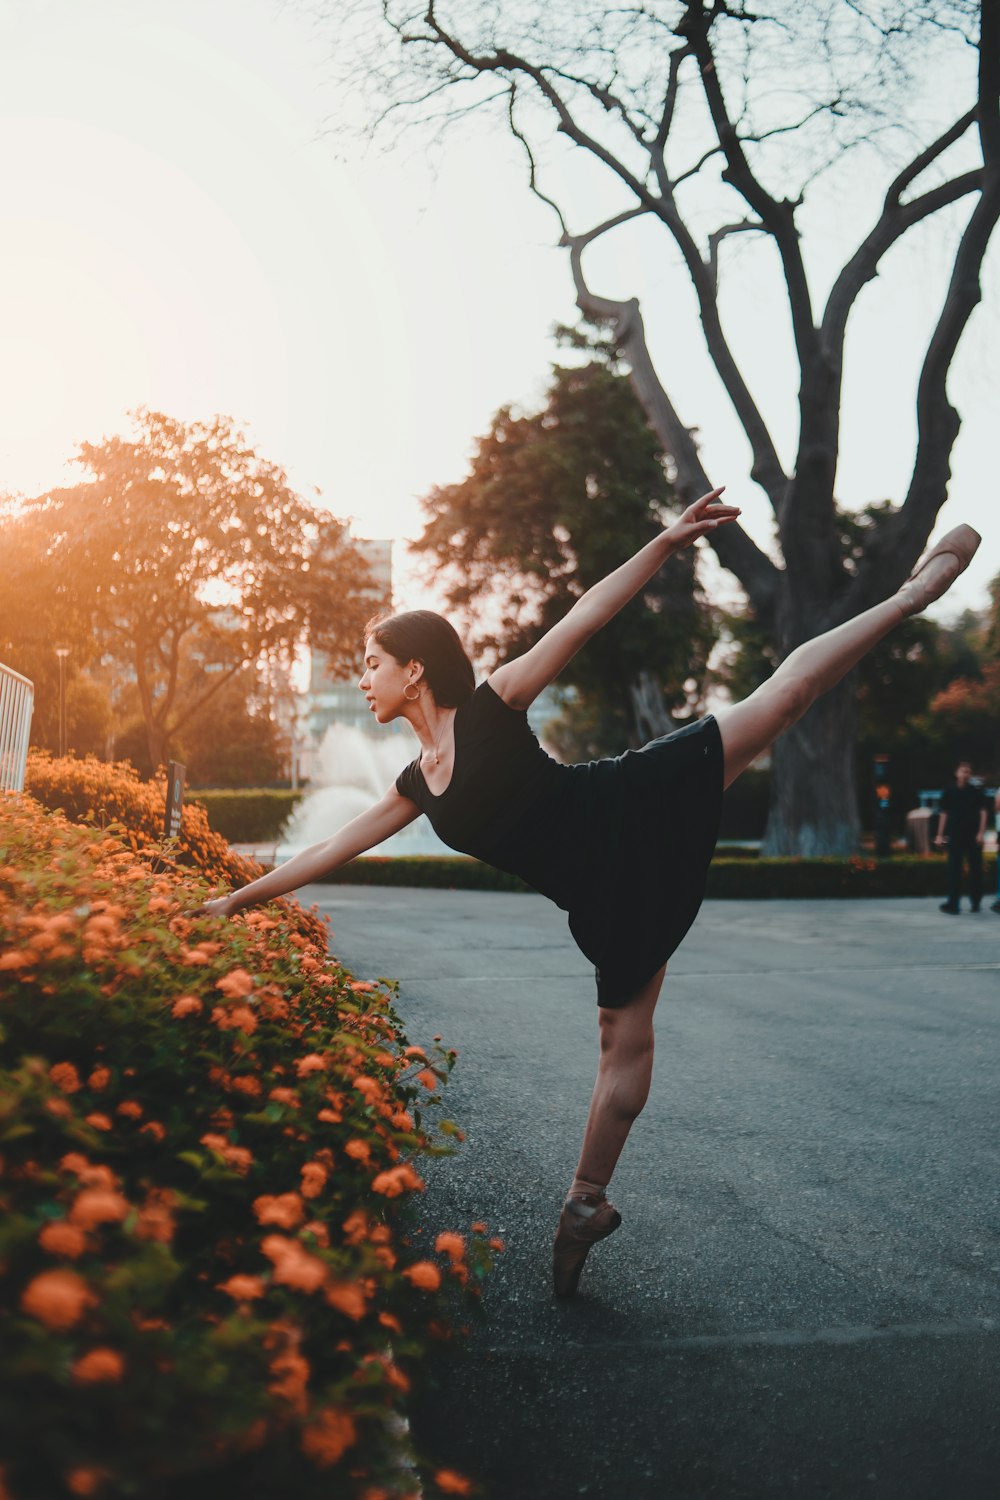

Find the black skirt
[[565, 714, 724, 1007]]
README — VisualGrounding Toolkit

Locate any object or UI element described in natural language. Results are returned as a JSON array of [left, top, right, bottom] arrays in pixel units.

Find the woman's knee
[[598, 1007, 655, 1065]]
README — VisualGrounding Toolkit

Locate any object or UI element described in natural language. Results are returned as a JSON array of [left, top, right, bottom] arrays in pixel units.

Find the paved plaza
[[302, 885, 1000, 1500]]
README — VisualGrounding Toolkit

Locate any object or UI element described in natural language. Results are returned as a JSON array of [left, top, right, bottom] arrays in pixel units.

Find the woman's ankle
[[568, 1175, 608, 1201]]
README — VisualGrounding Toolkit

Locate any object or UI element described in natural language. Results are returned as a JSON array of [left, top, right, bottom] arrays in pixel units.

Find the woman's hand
[[187, 894, 239, 920], [664, 487, 741, 551]]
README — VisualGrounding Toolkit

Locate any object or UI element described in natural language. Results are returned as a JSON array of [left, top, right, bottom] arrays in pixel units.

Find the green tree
[[412, 346, 715, 757], [1, 412, 379, 772]]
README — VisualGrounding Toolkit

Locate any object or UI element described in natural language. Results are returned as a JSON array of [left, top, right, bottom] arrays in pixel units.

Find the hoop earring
[[403, 684, 420, 701]]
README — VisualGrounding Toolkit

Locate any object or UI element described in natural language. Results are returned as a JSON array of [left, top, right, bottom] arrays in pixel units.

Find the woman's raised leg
[[716, 530, 979, 787]]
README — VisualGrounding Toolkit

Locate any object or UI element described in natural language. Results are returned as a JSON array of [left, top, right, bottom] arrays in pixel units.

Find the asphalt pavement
[[301, 885, 1000, 1500]]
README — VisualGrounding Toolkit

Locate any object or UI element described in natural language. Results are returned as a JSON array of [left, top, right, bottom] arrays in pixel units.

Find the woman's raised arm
[[489, 488, 740, 711], [190, 785, 421, 917]]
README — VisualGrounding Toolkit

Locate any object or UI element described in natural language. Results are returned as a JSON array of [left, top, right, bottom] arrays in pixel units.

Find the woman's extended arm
[[191, 786, 420, 917], [489, 488, 740, 710]]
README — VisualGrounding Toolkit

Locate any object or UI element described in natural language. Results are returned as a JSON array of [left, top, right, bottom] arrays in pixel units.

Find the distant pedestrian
[[992, 787, 1000, 916], [935, 761, 989, 913]]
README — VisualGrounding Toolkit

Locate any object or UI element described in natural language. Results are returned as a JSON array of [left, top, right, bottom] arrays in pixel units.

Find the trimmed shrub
[[187, 790, 305, 845], [311, 853, 995, 900], [0, 795, 491, 1499]]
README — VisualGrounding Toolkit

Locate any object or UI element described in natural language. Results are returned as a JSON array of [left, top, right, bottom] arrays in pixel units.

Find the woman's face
[[358, 637, 422, 723]]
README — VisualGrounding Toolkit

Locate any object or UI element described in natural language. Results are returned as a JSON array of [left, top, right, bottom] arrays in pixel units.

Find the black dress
[[395, 679, 724, 1008]]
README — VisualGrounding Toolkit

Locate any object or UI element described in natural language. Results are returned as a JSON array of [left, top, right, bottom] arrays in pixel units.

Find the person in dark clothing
[[935, 761, 989, 912], [193, 504, 980, 1299]]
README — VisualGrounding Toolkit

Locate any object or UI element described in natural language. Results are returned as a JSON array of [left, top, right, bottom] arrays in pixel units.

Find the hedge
[[186, 790, 305, 846], [0, 780, 495, 1500], [309, 853, 996, 900]]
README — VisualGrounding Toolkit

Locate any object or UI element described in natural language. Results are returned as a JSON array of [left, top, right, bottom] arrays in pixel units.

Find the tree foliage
[[412, 347, 715, 756], [0, 412, 380, 773], [333, 0, 999, 852]]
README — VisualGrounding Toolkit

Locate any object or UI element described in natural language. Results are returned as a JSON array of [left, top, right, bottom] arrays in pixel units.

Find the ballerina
[[194, 490, 980, 1298]]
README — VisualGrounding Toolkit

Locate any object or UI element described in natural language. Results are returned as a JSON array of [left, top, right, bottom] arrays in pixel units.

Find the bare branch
[[681, 0, 820, 366], [707, 218, 767, 289]]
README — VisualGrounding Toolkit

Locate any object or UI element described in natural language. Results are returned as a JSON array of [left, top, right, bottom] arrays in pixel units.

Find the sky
[[0, 0, 996, 649]]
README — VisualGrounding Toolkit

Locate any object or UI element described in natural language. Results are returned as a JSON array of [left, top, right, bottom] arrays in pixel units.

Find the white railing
[[0, 662, 34, 793]]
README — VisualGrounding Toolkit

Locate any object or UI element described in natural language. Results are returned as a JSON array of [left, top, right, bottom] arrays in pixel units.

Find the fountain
[[276, 721, 450, 860]]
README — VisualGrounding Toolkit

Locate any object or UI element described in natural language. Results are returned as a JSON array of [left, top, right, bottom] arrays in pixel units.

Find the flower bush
[[24, 751, 301, 930], [0, 789, 491, 1500]]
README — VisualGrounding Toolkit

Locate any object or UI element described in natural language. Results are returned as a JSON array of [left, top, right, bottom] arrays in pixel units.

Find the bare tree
[[330, 0, 999, 853]]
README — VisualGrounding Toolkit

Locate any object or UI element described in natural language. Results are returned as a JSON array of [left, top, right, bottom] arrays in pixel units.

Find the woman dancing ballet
[[196, 489, 980, 1298]]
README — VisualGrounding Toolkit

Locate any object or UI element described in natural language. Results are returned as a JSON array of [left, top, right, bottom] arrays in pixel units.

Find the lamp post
[[54, 646, 70, 758]]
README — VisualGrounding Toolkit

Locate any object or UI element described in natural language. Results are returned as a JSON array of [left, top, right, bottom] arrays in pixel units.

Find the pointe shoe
[[897, 525, 981, 616], [552, 1192, 622, 1299]]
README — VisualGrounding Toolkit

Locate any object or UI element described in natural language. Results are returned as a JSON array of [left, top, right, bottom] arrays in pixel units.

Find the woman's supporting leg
[[571, 963, 666, 1191]]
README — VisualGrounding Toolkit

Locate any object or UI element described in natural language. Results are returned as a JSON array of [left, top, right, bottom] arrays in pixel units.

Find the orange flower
[[38, 1220, 89, 1258], [216, 967, 254, 999], [470, 1221, 487, 1233], [416, 1069, 439, 1091], [87, 1066, 111, 1091], [268, 1086, 300, 1108], [0, 949, 35, 970], [140, 1120, 166, 1142], [21, 1269, 95, 1329], [353, 1075, 381, 1102], [300, 1162, 327, 1199], [227, 1075, 260, 1098], [84, 1113, 113, 1132], [49, 1062, 82, 1094], [435, 1471, 473, 1495], [342, 1209, 368, 1246], [260, 1235, 327, 1292], [253, 1193, 305, 1230], [268, 1347, 311, 1415], [303, 1219, 330, 1248], [489, 1237, 505, 1252], [71, 1347, 125, 1384], [171, 995, 202, 1019], [403, 1045, 427, 1060], [323, 1281, 367, 1320], [217, 1274, 266, 1301], [211, 1004, 258, 1034], [46, 1097, 73, 1119], [378, 1311, 403, 1333], [200, 1134, 254, 1174], [116, 1100, 143, 1119], [372, 1167, 417, 1198], [344, 1139, 371, 1166], [390, 1109, 414, 1131], [300, 1407, 357, 1467], [65, 1467, 112, 1497], [133, 1189, 176, 1243], [348, 980, 375, 992], [401, 1261, 441, 1292], [69, 1188, 130, 1228], [295, 1053, 327, 1079], [435, 1232, 466, 1261]]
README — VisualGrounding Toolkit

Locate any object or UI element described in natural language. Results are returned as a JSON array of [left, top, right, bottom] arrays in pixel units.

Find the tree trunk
[[761, 673, 861, 855]]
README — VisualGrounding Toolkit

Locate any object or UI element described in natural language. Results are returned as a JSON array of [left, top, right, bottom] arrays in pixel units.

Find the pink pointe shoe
[[552, 1191, 622, 1299], [897, 525, 981, 616]]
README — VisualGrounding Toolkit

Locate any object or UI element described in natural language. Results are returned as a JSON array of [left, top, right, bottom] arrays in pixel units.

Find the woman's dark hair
[[364, 609, 475, 707]]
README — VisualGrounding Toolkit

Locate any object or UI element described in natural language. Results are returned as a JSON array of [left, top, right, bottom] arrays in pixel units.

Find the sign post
[[163, 761, 186, 841]]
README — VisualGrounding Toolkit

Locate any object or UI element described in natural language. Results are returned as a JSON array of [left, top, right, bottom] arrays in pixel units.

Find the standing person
[[935, 761, 990, 913], [193, 496, 980, 1298], [992, 787, 1000, 915]]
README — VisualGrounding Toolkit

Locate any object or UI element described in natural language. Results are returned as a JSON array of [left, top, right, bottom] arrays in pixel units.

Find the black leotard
[[395, 679, 723, 1007]]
